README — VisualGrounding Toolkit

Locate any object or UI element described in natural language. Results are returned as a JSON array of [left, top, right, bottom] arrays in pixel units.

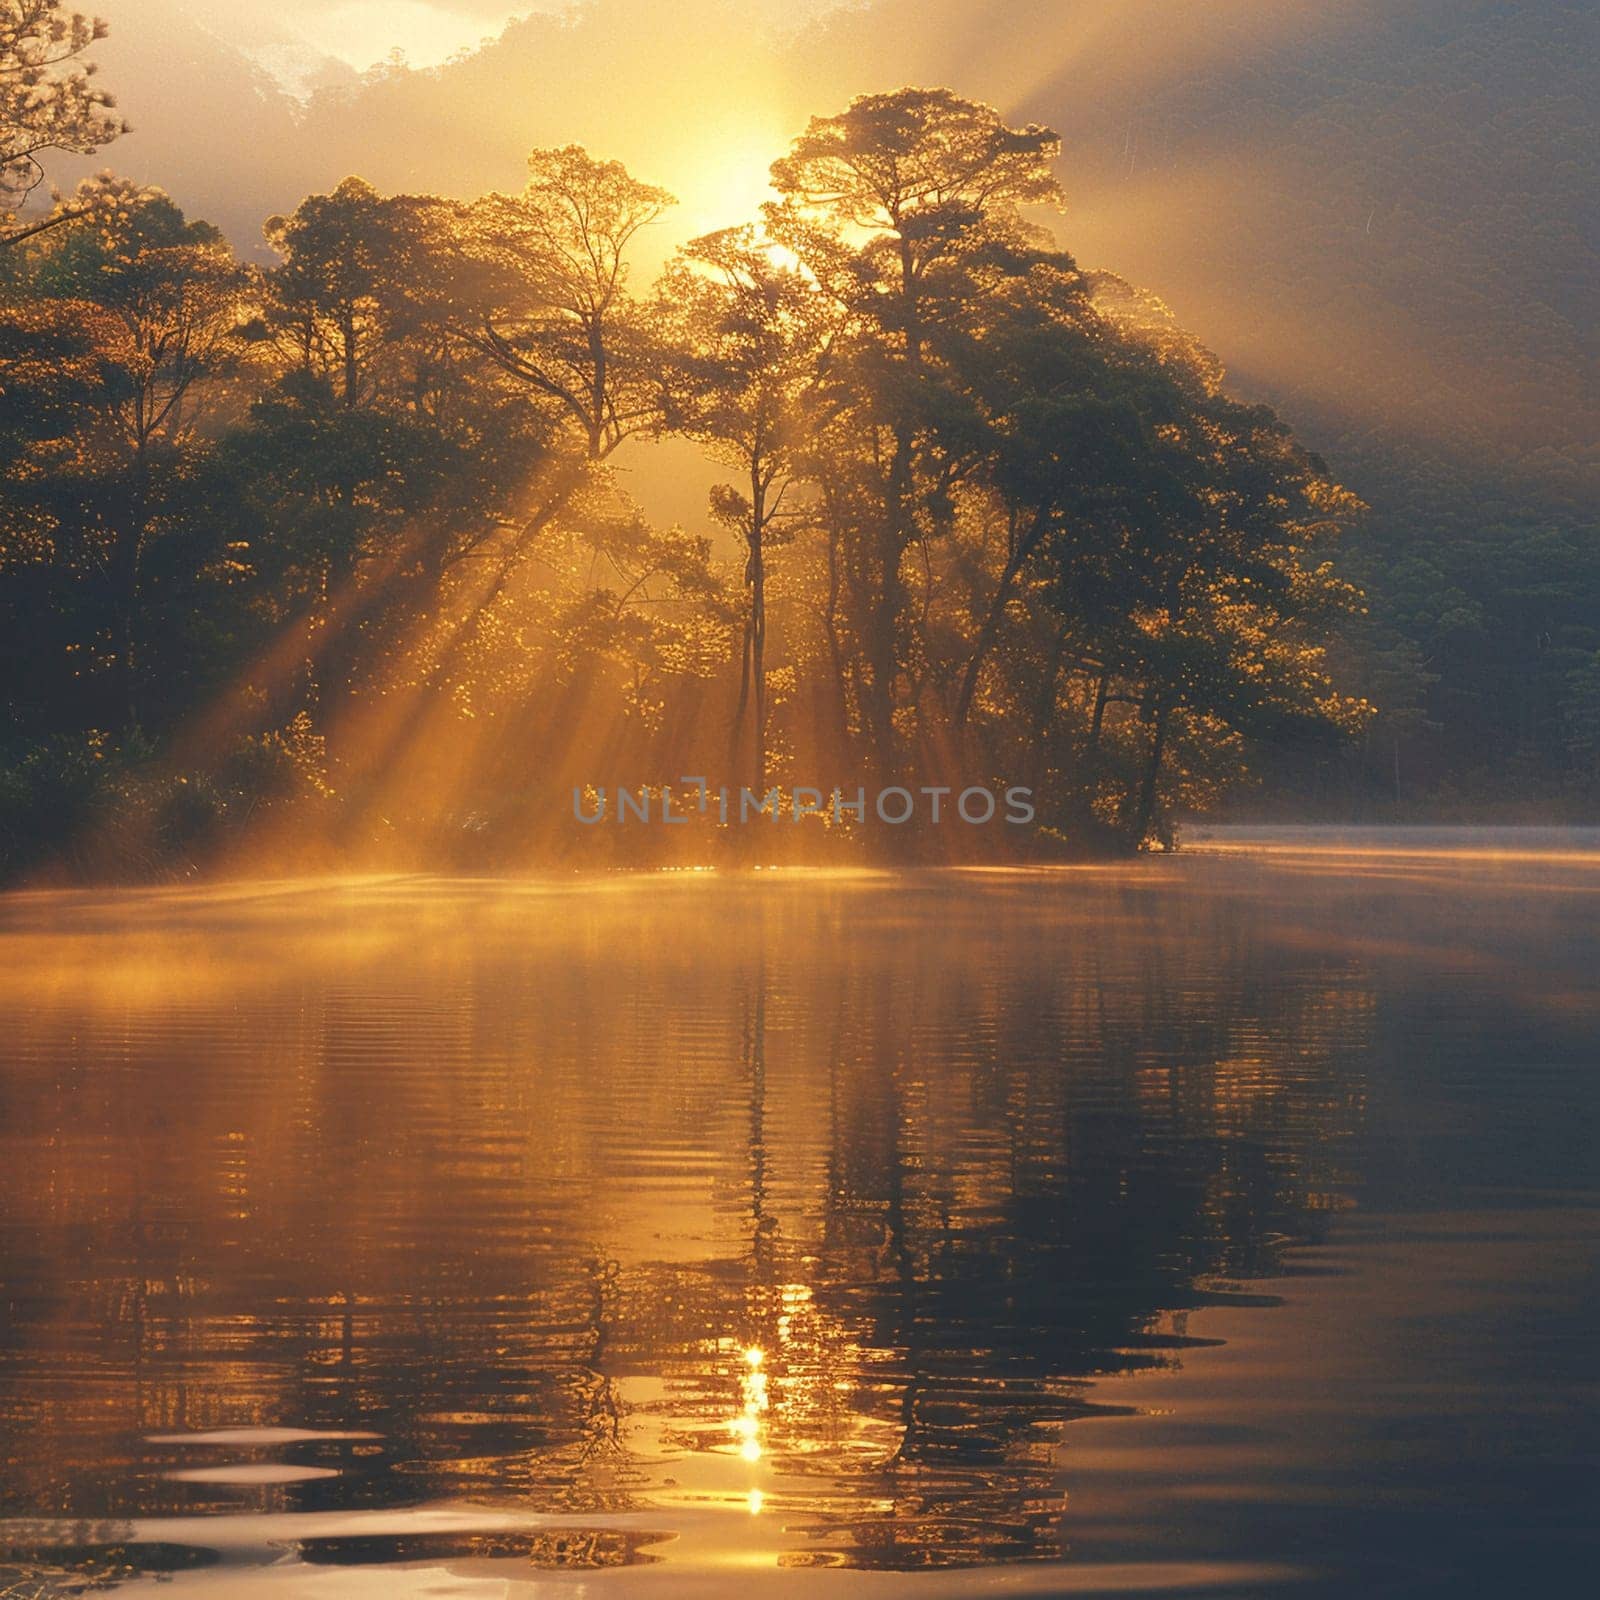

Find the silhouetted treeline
[[32, 2, 1598, 836], [4, 84, 1374, 875]]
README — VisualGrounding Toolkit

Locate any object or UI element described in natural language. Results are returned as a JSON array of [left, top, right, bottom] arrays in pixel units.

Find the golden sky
[[299, 4, 518, 67], [73, 0, 1587, 488], [195, 1, 543, 70]]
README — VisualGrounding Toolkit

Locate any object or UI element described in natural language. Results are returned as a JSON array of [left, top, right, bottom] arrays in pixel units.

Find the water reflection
[[0, 855, 1594, 1590]]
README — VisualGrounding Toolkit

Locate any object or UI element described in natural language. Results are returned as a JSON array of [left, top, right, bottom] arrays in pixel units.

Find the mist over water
[[0, 841, 1594, 1594], [5, 5, 1593, 1589]]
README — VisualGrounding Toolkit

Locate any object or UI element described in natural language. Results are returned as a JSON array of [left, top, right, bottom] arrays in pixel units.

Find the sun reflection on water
[[0, 860, 1594, 1581], [732, 1346, 770, 1474]]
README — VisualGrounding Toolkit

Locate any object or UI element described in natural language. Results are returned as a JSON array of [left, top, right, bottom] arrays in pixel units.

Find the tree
[[246, 180, 548, 721], [403, 146, 679, 681], [0, 95, 1390, 876], [935, 245, 1128, 730], [658, 226, 831, 789], [263, 177, 433, 411], [10, 179, 249, 731], [767, 88, 1062, 767], [460, 145, 673, 464], [1038, 382, 1369, 846], [1, 2, 124, 244]]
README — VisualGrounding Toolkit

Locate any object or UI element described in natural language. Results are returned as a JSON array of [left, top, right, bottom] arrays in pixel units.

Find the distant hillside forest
[[2, 2, 1596, 877]]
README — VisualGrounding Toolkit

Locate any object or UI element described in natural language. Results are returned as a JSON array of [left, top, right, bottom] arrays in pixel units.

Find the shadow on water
[[0, 847, 1594, 1592]]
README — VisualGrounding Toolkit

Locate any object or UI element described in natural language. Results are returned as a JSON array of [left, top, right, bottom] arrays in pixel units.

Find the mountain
[[60, 1, 310, 248], [76, 2, 1593, 471]]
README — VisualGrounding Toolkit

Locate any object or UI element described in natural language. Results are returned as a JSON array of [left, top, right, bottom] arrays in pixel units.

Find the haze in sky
[[5, 0, 1593, 854], [69, 0, 1593, 521], [201, 1, 542, 70]]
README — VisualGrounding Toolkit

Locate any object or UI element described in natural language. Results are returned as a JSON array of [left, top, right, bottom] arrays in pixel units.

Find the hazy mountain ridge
[[77, 2, 1593, 476], [70, 1, 310, 241]]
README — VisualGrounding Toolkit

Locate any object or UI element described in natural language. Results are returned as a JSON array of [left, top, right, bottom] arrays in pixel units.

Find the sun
[[672, 120, 791, 239]]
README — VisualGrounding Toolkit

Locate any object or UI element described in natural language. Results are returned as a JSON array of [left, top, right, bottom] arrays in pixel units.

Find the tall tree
[[13, 179, 248, 731], [658, 226, 831, 789], [247, 180, 547, 720], [1, 2, 123, 244], [263, 178, 432, 411], [461, 146, 673, 465], [422, 147, 678, 667], [767, 89, 1062, 767]]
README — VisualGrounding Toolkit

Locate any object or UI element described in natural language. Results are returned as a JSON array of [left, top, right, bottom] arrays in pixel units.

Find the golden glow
[[670, 119, 789, 243], [1, 868, 1584, 1573], [730, 1342, 771, 1469], [298, 2, 512, 72]]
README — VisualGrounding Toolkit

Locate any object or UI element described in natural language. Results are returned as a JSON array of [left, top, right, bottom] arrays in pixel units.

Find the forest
[[0, 2, 1592, 878]]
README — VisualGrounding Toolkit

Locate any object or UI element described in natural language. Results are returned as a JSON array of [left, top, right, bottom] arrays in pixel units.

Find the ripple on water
[[0, 853, 1595, 1590]]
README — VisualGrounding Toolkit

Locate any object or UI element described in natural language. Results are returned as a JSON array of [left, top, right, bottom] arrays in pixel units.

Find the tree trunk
[[729, 614, 753, 772], [820, 506, 853, 759], [866, 529, 902, 775], [953, 513, 1048, 730], [867, 234, 922, 775], [341, 314, 359, 408], [751, 533, 767, 793], [1131, 698, 1171, 847], [1087, 670, 1110, 754]]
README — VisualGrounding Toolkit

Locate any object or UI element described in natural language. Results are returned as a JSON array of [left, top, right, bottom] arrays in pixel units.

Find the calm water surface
[[0, 838, 1595, 1596]]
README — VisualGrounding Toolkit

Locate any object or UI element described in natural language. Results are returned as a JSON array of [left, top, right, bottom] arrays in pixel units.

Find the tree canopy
[[1, 82, 1391, 877], [1, 2, 124, 243]]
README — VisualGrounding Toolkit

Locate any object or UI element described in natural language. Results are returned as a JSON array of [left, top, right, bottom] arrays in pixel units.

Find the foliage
[[0, 0, 124, 231], [0, 81, 1392, 877]]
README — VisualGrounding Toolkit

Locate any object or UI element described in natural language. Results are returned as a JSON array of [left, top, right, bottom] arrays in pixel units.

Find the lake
[[0, 834, 1595, 1596]]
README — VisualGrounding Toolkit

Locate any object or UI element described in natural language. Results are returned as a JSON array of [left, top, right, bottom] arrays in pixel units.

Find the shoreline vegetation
[[3, 8, 1596, 885]]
